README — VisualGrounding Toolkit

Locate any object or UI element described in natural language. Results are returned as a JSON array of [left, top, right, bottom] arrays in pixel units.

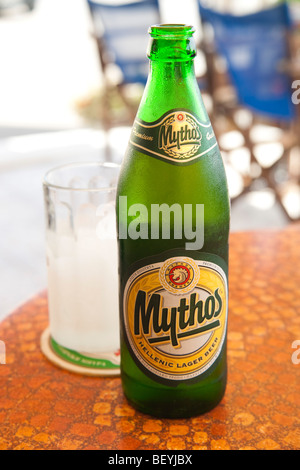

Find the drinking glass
[[43, 162, 120, 368]]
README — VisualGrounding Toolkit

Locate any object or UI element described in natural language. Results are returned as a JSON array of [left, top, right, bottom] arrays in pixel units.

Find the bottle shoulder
[[138, 67, 208, 125], [117, 147, 230, 212]]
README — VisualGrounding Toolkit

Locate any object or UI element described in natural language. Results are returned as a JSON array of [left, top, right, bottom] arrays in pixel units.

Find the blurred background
[[0, 0, 299, 319]]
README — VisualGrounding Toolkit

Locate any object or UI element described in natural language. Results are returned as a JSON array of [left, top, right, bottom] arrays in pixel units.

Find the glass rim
[[43, 161, 120, 193]]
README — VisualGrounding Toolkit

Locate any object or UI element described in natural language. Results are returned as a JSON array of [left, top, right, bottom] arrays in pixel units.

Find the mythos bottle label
[[130, 109, 217, 166], [122, 254, 228, 385]]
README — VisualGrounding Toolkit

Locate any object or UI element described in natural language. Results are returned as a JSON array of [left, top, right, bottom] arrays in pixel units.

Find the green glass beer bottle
[[116, 24, 230, 418]]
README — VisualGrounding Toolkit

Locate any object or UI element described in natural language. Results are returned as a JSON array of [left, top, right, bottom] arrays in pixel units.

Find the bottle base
[[124, 394, 225, 419], [121, 372, 227, 419]]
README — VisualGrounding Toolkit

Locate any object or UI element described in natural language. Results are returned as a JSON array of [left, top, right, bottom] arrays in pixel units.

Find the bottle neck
[[137, 24, 207, 123], [149, 59, 196, 82], [138, 57, 204, 124], [146, 25, 197, 88], [147, 25, 197, 63]]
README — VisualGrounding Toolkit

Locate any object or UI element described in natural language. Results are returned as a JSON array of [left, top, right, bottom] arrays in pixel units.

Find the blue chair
[[87, 0, 160, 86], [197, 1, 295, 121], [86, 0, 160, 143], [196, 2, 299, 220]]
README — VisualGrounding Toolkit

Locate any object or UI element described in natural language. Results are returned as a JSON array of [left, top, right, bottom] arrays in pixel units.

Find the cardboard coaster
[[40, 327, 120, 377]]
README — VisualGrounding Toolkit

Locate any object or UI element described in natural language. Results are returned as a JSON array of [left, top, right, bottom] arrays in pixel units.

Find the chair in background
[[86, 0, 160, 133], [197, 1, 300, 220]]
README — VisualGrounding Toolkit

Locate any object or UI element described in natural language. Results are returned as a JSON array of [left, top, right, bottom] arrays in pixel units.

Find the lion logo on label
[[169, 267, 190, 284], [160, 258, 200, 295]]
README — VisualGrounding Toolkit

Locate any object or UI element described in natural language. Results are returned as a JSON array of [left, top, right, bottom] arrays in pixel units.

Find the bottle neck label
[[130, 109, 218, 165], [121, 251, 228, 385]]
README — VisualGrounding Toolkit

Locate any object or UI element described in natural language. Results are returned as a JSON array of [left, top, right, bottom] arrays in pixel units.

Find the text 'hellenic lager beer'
[[116, 24, 230, 418]]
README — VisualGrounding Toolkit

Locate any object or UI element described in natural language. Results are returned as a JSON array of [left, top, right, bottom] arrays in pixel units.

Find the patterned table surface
[[0, 226, 300, 451]]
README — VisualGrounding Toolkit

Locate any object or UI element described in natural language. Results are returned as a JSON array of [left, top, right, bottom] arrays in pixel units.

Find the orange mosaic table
[[0, 227, 300, 451]]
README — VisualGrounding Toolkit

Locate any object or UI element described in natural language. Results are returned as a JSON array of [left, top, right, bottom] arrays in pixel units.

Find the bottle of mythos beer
[[116, 25, 230, 418]]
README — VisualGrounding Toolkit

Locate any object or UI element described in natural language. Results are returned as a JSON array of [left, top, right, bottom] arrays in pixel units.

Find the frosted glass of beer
[[43, 162, 120, 373]]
